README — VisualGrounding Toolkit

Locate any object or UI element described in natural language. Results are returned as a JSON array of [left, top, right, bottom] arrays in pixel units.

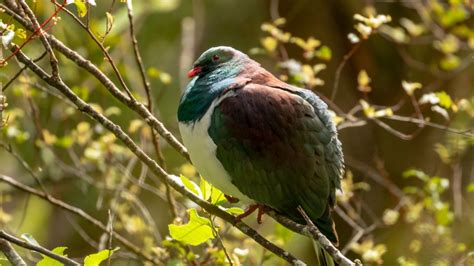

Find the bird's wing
[[209, 82, 343, 243]]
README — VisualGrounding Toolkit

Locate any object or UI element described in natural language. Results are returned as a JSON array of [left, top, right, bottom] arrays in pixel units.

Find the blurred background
[[0, 0, 473, 265]]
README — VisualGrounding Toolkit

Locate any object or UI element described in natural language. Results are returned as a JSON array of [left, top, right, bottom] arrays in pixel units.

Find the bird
[[177, 46, 344, 264]]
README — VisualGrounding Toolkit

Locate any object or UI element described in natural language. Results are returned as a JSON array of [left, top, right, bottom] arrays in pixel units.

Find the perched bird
[[177, 46, 344, 263]]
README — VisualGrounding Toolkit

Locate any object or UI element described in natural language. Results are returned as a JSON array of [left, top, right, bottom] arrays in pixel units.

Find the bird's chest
[[178, 100, 253, 203]]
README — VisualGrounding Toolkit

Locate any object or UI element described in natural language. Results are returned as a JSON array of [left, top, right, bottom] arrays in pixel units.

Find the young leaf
[[37, 247, 68, 266], [357, 70, 371, 93], [199, 177, 212, 201], [210, 187, 226, 205], [84, 248, 119, 266], [225, 207, 245, 215], [180, 175, 201, 197], [467, 183, 474, 193], [168, 209, 215, 246]]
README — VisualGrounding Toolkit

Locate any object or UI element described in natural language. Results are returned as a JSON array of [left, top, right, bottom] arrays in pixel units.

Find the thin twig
[[0, 230, 79, 265], [0, 239, 27, 266], [17, 0, 60, 78], [0, 142, 48, 194], [267, 208, 359, 266], [126, 0, 177, 218], [54, 0, 135, 100], [2, 51, 48, 92], [1, 4, 190, 160], [0, 174, 161, 264], [210, 216, 233, 266], [331, 42, 361, 101]]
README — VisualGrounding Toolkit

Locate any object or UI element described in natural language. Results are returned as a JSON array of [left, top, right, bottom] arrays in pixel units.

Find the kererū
[[177, 46, 344, 262]]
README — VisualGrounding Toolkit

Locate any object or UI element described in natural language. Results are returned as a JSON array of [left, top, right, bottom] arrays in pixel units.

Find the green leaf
[[402, 169, 428, 181], [225, 207, 244, 215], [104, 106, 121, 117], [168, 209, 215, 246], [314, 46, 332, 61], [467, 183, 474, 192], [210, 187, 226, 205], [435, 91, 453, 109], [74, 0, 88, 17], [199, 177, 212, 201], [56, 136, 74, 148], [84, 248, 119, 266], [440, 54, 460, 71], [37, 247, 68, 266], [180, 175, 201, 197]]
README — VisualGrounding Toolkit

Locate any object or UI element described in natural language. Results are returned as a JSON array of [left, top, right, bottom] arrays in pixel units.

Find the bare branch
[[267, 208, 360, 266], [0, 174, 161, 264], [0, 239, 27, 266], [331, 42, 361, 101], [1, 3, 190, 160], [125, 0, 178, 218], [0, 230, 79, 266], [17, 0, 60, 78]]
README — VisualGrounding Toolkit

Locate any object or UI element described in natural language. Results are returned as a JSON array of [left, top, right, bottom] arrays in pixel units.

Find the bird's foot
[[224, 194, 239, 203], [236, 204, 266, 224]]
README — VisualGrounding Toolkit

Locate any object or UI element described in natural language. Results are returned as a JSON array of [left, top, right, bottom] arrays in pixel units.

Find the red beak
[[187, 66, 202, 78]]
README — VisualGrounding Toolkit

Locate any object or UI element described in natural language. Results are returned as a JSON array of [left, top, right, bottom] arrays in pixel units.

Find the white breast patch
[[178, 96, 254, 204]]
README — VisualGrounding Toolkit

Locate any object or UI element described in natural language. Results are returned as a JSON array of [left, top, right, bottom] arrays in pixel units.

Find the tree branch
[[0, 174, 161, 264], [0, 239, 27, 266], [0, 230, 79, 266], [1, 3, 190, 161], [266, 208, 360, 266]]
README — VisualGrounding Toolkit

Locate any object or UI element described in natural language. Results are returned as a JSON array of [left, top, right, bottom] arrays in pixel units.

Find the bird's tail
[[312, 239, 336, 266]]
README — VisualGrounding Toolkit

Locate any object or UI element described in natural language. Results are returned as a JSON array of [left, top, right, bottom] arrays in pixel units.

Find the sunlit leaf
[[168, 209, 214, 246], [314, 46, 332, 61], [400, 18, 425, 36], [434, 91, 453, 109], [434, 35, 459, 54], [105, 106, 121, 117], [440, 54, 460, 71], [15, 28, 27, 39], [467, 183, 474, 192], [105, 12, 114, 33], [261, 37, 278, 53], [380, 25, 408, 43], [225, 207, 244, 215], [434, 143, 451, 164], [84, 248, 119, 266], [199, 177, 212, 201], [180, 175, 201, 197], [357, 70, 371, 93], [210, 186, 226, 205], [37, 247, 68, 266], [382, 209, 399, 225], [128, 119, 143, 134], [402, 80, 422, 96]]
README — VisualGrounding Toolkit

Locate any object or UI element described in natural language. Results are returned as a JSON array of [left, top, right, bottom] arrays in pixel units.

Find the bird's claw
[[224, 194, 240, 203], [236, 204, 266, 224]]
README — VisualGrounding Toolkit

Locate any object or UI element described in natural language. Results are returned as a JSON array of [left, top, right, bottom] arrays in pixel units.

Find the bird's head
[[187, 46, 249, 78]]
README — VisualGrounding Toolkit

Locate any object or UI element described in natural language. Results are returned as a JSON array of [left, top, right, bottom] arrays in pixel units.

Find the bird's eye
[[212, 55, 220, 62]]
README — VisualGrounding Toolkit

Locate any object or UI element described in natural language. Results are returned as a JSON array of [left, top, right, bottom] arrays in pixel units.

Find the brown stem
[[0, 230, 79, 265], [0, 239, 27, 266]]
